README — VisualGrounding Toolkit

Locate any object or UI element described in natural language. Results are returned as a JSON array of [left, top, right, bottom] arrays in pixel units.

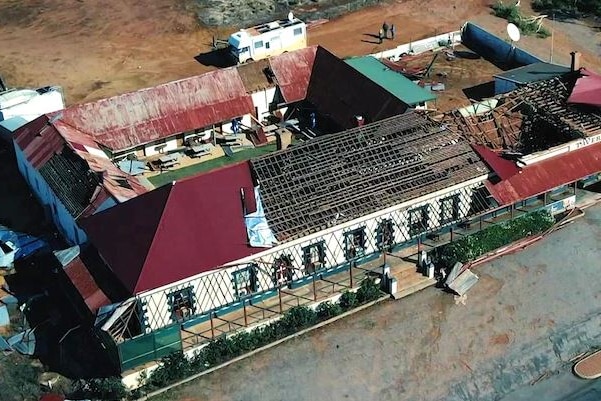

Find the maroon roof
[[471, 144, 521, 180], [80, 161, 265, 295], [64, 256, 111, 313], [269, 46, 317, 103], [486, 142, 601, 205], [567, 68, 601, 108], [59, 68, 255, 151], [306, 47, 409, 129]]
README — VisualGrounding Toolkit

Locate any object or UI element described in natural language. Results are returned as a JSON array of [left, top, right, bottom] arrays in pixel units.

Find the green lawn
[[148, 144, 278, 188]]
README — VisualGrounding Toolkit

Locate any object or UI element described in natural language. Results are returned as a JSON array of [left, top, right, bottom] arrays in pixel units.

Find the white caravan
[[228, 13, 307, 64]]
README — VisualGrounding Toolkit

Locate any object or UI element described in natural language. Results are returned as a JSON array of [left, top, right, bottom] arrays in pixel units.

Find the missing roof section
[[251, 112, 488, 241]]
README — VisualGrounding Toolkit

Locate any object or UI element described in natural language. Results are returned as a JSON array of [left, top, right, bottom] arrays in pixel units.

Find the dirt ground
[[161, 203, 601, 401], [2, 0, 599, 107]]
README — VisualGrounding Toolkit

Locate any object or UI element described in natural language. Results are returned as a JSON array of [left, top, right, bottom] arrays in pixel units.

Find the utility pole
[[550, 13, 555, 63]]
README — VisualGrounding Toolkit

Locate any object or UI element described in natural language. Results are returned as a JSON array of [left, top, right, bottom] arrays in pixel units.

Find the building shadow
[[194, 48, 236, 68], [5, 254, 119, 378], [463, 81, 496, 102], [454, 50, 481, 60]]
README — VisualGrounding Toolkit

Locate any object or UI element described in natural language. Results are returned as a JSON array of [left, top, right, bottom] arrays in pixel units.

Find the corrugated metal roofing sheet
[[486, 142, 601, 205], [567, 68, 601, 108], [471, 144, 520, 180], [494, 62, 570, 84], [59, 68, 255, 151], [345, 56, 436, 105], [269, 46, 317, 103], [80, 161, 265, 295], [14, 116, 147, 218], [64, 256, 110, 313]]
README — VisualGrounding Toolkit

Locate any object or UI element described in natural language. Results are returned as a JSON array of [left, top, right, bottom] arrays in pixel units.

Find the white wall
[[251, 87, 278, 124], [143, 137, 179, 157], [13, 144, 88, 245], [137, 176, 486, 330]]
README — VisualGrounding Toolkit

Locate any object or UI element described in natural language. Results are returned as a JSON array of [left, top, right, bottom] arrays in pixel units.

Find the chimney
[[570, 51, 581, 72]]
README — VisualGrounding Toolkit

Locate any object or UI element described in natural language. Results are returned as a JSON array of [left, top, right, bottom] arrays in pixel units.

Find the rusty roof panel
[[14, 115, 147, 218], [237, 59, 275, 94], [64, 256, 110, 313], [486, 142, 601, 205], [269, 46, 317, 103], [59, 68, 255, 151]]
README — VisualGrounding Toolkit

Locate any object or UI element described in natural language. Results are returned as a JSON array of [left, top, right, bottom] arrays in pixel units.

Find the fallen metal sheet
[[0, 304, 8, 326], [445, 262, 464, 286], [117, 159, 147, 176], [448, 269, 479, 296], [53, 245, 80, 267], [8, 328, 36, 355], [0, 335, 11, 351], [0, 226, 48, 266]]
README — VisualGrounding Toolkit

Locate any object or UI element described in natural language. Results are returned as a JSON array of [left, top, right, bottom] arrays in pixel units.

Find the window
[[254, 40, 264, 49], [272, 255, 294, 286], [408, 206, 429, 236], [265, 41, 271, 50], [167, 287, 196, 322], [344, 227, 366, 260], [376, 219, 395, 251], [440, 195, 460, 224], [232, 264, 258, 298], [293, 27, 303, 36], [302, 242, 326, 275]]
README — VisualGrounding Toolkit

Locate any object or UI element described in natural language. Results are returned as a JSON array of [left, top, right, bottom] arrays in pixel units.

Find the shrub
[[71, 377, 126, 401], [147, 351, 192, 389], [278, 306, 317, 335], [432, 210, 554, 270], [532, 0, 601, 16], [356, 278, 383, 304], [338, 290, 359, 310], [316, 301, 343, 320], [0, 353, 42, 401]]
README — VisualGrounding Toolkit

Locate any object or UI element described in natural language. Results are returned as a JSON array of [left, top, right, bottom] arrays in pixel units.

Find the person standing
[[390, 24, 396, 40], [382, 22, 389, 39], [378, 28, 384, 44]]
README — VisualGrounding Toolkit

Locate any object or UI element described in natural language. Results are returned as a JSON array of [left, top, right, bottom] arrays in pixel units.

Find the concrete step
[[391, 277, 437, 300]]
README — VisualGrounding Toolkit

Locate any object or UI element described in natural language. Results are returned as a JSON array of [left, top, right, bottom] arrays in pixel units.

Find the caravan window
[[293, 27, 303, 36], [254, 40, 264, 49]]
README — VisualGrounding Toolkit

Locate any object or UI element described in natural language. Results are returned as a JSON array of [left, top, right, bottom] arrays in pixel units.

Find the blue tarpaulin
[[0, 226, 47, 267], [244, 187, 278, 248]]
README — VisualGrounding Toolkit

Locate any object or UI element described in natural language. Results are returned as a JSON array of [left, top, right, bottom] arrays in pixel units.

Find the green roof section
[[345, 56, 436, 106], [494, 62, 571, 84]]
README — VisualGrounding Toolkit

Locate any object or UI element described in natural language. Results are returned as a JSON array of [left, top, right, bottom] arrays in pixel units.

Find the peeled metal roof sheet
[[486, 142, 601, 205], [269, 46, 317, 103], [59, 68, 255, 151]]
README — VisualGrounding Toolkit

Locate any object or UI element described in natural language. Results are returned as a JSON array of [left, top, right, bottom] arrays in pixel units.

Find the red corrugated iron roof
[[14, 116, 147, 218], [269, 46, 317, 103], [80, 161, 265, 295], [64, 256, 111, 313], [567, 68, 601, 108], [486, 142, 601, 205], [471, 144, 521, 180], [59, 68, 255, 151]]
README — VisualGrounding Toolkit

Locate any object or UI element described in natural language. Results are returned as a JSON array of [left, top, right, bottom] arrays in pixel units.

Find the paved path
[[167, 204, 601, 401]]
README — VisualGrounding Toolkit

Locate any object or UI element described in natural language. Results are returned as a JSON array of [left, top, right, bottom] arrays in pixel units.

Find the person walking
[[378, 28, 384, 44], [382, 22, 389, 39], [390, 24, 396, 40]]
